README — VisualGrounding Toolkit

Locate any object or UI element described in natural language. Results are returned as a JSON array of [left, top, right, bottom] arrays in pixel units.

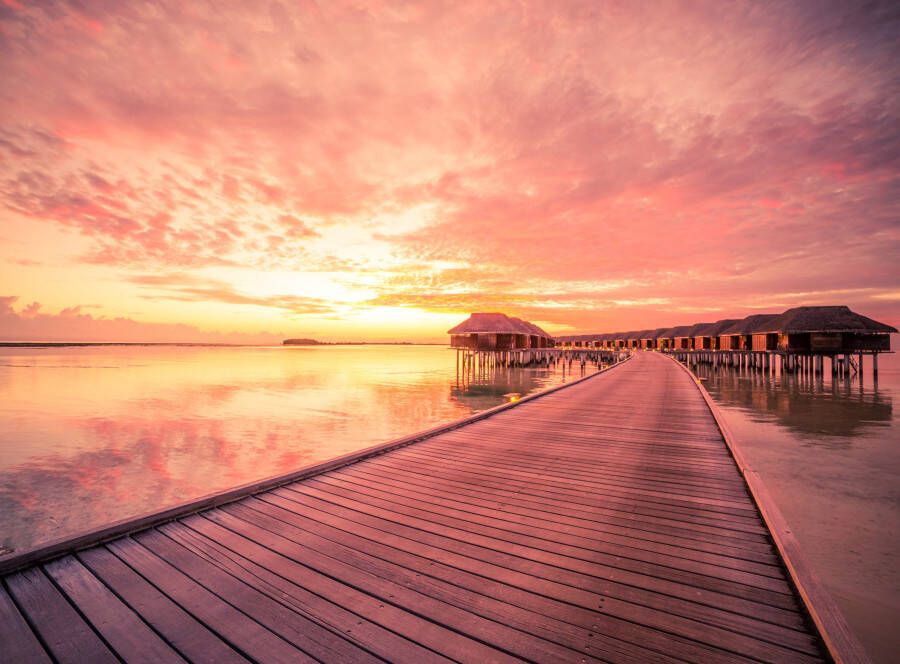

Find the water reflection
[[450, 363, 590, 410], [693, 364, 892, 441], [0, 344, 582, 554]]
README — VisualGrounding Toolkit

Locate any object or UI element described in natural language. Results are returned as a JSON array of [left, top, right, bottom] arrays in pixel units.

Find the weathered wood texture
[[2, 353, 832, 663]]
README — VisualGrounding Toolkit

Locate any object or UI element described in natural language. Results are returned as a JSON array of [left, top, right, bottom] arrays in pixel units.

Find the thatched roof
[[721, 314, 780, 335], [695, 319, 740, 337], [448, 313, 553, 337], [680, 322, 715, 338], [665, 325, 694, 339], [547, 306, 895, 343], [510, 317, 552, 338], [773, 306, 897, 334], [448, 313, 523, 334]]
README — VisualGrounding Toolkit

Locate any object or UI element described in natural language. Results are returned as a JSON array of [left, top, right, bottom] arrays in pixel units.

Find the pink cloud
[[0, 1, 897, 335]]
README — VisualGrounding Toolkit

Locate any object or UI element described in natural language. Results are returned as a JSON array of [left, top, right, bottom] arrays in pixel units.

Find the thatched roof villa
[[693, 319, 740, 350], [552, 306, 895, 354], [448, 313, 553, 350], [675, 322, 714, 350], [718, 314, 781, 351]]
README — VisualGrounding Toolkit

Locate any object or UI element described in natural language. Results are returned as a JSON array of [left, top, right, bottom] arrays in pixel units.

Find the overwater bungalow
[[499, 304, 894, 379], [629, 330, 652, 349], [448, 313, 553, 350], [640, 328, 664, 349], [772, 306, 895, 353], [510, 317, 554, 349], [654, 328, 674, 350], [694, 319, 739, 350], [676, 322, 714, 351], [718, 314, 780, 351], [662, 325, 693, 350]]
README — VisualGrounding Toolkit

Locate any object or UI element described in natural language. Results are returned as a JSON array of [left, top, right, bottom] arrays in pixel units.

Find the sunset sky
[[1, 1, 898, 343]]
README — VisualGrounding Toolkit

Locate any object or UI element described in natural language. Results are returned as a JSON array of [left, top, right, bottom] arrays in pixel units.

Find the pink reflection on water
[[0, 344, 575, 552]]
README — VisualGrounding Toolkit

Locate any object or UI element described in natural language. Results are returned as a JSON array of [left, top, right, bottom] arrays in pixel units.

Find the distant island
[[282, 338, 323, 345]]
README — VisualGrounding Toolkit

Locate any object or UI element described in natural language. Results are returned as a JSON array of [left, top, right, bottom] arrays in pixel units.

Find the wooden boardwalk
[[1, 353, 833, 663]]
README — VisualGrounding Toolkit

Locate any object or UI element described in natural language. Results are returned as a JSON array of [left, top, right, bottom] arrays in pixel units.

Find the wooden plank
[[107, 537, 316, 664], [219, 502, 745, 663], [154, 521, 453, 664], [77, 546, 249, 664], [365, 454, 772, 538], [378, 458, 766, 534], [313, 470, 783, 578], [172, 514, 512, 664], [258, 488, 808, 630], [331, 465, 781, 565], [278, 482, 799, 610], [235, 496, 821, 660], [296, 475, 793, 594], [418, 437, 749, 485], [340, 461, 775, 554], [5, 567, 117, 664], [388, 447, 765, 521], [392, 446, 760, 515], [0, 583, 51, 663], [43, 555, 185, 663], [193, 509, 605, 663], [408, 440, 753, 498], [130, 528, 378, 664]]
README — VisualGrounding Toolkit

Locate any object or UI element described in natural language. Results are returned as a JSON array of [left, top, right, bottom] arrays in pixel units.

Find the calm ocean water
[[0, 344, 589, 555], [692, 336, 899, 664]]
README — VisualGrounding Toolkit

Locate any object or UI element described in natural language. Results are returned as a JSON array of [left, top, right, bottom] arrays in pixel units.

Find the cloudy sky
[[1, 0, 898, 342]]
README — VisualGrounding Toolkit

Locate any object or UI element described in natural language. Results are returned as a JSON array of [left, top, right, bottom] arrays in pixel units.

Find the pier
[[0, 353, 865, 663]]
